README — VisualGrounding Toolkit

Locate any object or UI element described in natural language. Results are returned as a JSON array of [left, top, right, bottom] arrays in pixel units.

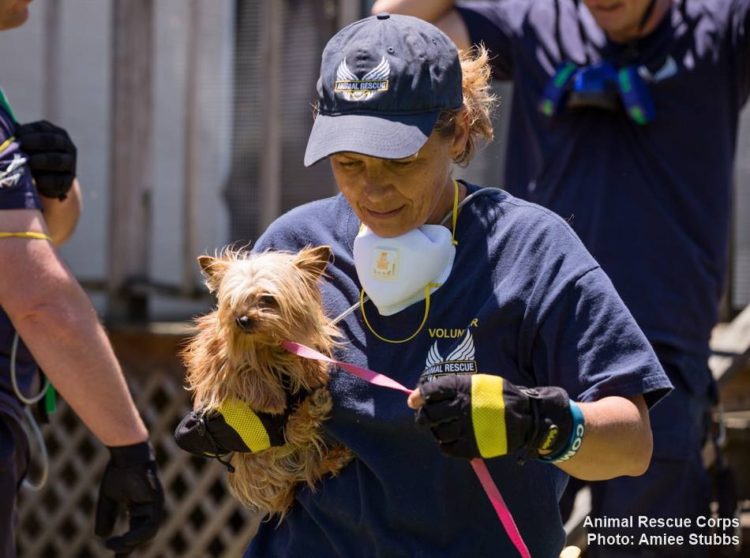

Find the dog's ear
[[295, 245, 332, 278], [198, 255, 229, 291]]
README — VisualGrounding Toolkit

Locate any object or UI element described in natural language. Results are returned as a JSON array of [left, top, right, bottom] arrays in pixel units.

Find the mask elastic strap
[[359, 282, 438, 344], [0, 232, 52, 241], [450, 179, 459, 246], [0, 135, 15, 154]]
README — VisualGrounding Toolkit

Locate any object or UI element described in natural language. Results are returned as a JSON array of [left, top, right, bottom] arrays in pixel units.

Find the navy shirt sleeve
[[0, 107, 41, 213], [489, 198, 674, 409], [533, 266, 673, 408]]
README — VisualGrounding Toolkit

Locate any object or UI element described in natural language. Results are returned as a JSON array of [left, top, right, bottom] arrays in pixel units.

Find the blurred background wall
[[0, 0, 747, 323]]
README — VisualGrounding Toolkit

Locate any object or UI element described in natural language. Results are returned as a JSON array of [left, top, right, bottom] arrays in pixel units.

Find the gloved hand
[[413, 374, 579, 461], [15, 120, 77, 200], [174, 398, 288, 462], [95, 441, 164, 557]]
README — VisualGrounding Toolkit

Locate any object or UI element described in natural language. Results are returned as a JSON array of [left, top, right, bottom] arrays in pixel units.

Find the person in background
[[372, 0, 750, 555], [0, 1, 164, 556]]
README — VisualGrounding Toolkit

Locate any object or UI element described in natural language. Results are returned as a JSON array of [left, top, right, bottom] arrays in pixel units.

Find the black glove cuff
[[107, 440, 154, 466], [523, 386, 572, 458], [540, 400, 586, 462], [175, 411, 228, 456]]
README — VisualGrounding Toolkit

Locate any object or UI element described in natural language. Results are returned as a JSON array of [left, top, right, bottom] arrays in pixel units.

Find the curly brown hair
[[434, 45, 497, 166]]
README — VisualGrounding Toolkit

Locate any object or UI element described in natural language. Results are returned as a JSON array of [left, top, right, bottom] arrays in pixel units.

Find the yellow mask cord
[[360, 283, 438, 344], [451, 178, 459, 246], [359, 179, 460, 344], [0, 232, 52, 241], [0, 135, 15, 153]]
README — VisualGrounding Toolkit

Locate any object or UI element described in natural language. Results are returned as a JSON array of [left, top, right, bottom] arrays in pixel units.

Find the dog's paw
[[327, 446, 354, 473], [308, 387, 333, 415]]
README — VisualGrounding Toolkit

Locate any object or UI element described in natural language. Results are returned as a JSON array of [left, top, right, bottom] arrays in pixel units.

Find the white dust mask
[[353, 224, 455, 317]]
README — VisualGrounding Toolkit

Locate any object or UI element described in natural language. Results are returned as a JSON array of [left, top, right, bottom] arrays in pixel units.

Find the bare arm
[[38, 178, 82, 246], [0, 208, 147, 447], [372, 0, 472, 50], [554, 395, 652, 480]]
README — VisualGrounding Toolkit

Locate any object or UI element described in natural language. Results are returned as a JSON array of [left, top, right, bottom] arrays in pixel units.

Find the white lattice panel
[[17, 366, 260, 557]]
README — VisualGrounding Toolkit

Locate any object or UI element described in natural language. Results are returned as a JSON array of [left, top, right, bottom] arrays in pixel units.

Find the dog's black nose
[[235, 315, 254, 331]]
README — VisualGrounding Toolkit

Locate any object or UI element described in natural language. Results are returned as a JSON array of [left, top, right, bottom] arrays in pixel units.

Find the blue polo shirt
[[243, 184, 671, 558], [457, 0, 750, 373]]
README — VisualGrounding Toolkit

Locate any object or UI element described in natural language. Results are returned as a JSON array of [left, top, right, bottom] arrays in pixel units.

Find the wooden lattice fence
[[16, 327, 261, 558]]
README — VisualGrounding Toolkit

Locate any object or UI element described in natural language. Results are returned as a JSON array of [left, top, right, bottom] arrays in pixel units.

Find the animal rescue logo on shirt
[[423, 328, 478, 376], [0, 154, 26, 189]]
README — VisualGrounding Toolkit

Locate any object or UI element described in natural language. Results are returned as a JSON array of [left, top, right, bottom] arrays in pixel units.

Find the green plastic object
[[44, 383, 57, 415], [0, 88, 17, 122]]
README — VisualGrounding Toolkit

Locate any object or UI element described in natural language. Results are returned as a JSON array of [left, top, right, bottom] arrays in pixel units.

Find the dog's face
[[198, 246, 332, 346]]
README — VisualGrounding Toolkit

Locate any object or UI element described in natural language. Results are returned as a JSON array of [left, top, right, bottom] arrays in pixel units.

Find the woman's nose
[[363, 184, 396, 206], [362, 167, 391, 197]]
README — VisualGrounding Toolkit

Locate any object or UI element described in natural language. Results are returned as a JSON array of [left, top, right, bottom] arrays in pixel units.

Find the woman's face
[[582, 0, 661, 42], [330, 115, 469, 238]]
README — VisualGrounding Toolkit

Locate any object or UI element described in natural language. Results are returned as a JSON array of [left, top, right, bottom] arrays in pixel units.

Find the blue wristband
[[539, 400, 586, 463]]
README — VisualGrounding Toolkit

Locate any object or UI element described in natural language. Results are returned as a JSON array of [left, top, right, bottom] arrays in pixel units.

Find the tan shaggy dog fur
[[182, 245, 352, 517]]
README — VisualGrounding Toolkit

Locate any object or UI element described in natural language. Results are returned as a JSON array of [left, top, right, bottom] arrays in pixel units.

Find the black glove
[[95, 441, 165, 557], [174, 398, 288, 468], [415, 374, 576, 461], [15, 120, 77, 200]]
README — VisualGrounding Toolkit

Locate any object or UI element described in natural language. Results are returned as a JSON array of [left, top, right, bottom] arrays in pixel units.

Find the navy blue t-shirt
[[458, 0, 750, 366], [0, 94, 43, 422], [244, 184, 671, 558]]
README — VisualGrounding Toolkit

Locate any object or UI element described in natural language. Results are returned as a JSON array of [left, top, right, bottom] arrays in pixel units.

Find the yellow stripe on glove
[[471, 375, 507, 458]]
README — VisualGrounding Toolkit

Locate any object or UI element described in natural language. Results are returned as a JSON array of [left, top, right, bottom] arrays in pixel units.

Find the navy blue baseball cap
[[304, 13, 463, 167]]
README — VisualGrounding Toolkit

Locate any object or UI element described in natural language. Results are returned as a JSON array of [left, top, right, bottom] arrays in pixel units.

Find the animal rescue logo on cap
[[334, 56, 390, 101]]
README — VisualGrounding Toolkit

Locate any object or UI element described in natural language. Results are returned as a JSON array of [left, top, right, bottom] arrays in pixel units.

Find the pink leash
[[282, 341, 531, 558]]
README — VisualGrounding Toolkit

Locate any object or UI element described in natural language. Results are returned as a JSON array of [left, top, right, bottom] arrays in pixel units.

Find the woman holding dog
[[180, 13, 672, 558]]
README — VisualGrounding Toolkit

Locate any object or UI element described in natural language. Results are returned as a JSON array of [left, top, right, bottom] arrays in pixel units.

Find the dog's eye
[[259, 295, 276, 307]]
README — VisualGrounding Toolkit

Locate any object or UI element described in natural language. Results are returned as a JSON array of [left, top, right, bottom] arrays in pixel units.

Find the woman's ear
[[450, 109, 471, 162]]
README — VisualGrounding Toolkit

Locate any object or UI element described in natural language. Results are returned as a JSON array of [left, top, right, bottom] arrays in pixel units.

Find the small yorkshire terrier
[[182, 245, 352, 516]]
